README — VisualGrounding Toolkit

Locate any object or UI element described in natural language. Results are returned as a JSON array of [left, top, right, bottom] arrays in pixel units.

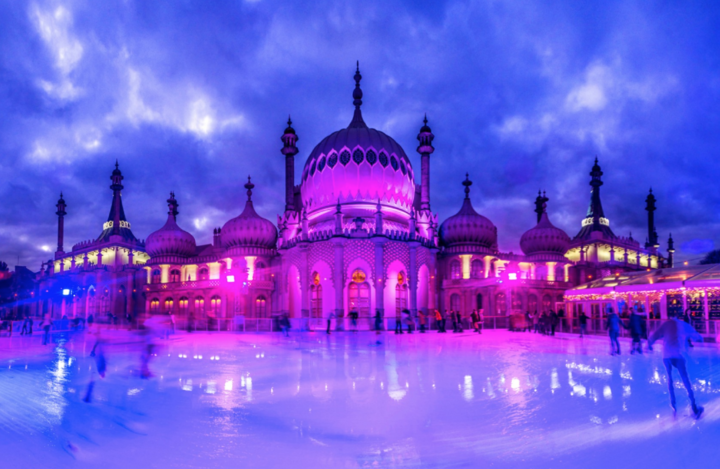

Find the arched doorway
[[256, 296, 267, 318], [349, 269, 370, 318]]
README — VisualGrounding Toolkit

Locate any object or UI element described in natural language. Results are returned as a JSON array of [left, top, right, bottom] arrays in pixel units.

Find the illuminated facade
[[33, 66, 669, 326]]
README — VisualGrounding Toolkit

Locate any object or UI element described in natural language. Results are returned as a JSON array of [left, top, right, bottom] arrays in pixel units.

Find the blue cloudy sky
[[1, 0, 719, 269]]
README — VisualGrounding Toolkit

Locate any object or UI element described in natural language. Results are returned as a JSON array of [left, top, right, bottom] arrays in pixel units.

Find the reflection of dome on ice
[[300, 65, 415, 217]]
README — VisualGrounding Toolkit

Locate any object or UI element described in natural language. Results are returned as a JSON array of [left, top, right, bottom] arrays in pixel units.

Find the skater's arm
[[682, 322, 704, 343], [648, 323, 665, 348]]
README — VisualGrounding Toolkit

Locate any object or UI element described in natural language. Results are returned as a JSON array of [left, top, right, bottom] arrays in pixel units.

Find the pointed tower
[[55, 192, 67, 255], [534, 190, 549, 223], [417, 114, 434, 211], [573, 158, 616, 240], [667, 233, 675, 268], [281, 117, 299, 212], [98, 162, 139, 243], [645, 188, 659, 248]]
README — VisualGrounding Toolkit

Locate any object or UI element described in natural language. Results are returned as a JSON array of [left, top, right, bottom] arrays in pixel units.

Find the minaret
[[281, 117, 298, 212], [645, 188, 659, 248], [667, 233, 675, 268], [587, 157, 605, 228], [417, 114, 434, 211], [110, 161, 124, 236], [55, 192, 67, 254], [534, 190, 549, 223], [348, 61, 367, 129]]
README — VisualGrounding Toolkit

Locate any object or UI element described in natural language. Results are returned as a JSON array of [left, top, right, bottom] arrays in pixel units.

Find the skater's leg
[[674, 358, 698, 409], [663, 359, 677, 410]]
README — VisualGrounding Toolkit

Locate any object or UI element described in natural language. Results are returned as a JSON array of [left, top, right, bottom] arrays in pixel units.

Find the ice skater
[[648, 316, 704, 418], [41, 312, 53, 345], [451, 310, 459, 333], [326, 311, 335, 335], [350, 310, 359, 332], [20, 316, 32, 335], [471, 310, 479, 332], [280, 313, 291, 337], [629, 305, 645, 354], [435, 310, 445, 333], [402, 309, 413, 334], [83, 329, 107, 403], [374, 309, 383, 344], [477, 308, 484, 334], [394, 309, 403, 334], [418, 310, 427, 333], [578, 310, 588, 337], [606, 306, 626, 355]]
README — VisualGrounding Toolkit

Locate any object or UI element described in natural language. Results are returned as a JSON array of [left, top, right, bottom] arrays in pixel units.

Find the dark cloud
[[1, 0, 720, 269]]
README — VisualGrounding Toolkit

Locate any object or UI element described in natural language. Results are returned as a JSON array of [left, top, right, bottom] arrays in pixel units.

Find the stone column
[[299, 244, 310, 318], [372, 238, 387, 321], [428, 249, 438, 310], [409, 243, 418, 316]]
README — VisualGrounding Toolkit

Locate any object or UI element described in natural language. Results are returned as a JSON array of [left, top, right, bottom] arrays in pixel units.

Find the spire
[[348, 61, 367, 129], [281, 116, 299, 156], [56, 192, 67, 253], [245, 176, 255, 202], [645, 187, 659, 247], [574, 157, 616, 241], [166, 192, 179, 220], [667, 233, 675, 267], [281, 116, 298, 212], [462, 173, 472, 199], [98, 162, 138, 243], [417, 113, 434, 153], [417, 114, 435, 211]]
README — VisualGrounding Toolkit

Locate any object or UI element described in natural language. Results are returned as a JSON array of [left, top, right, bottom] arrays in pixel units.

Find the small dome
[[146, 193, 196, 259], [439, 175, 497, 249], [520, 211, 570, 256], [222, 178, 278, 253]]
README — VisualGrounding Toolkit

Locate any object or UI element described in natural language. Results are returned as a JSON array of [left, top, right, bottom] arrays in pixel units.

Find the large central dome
[[300, 65, 415, 224]]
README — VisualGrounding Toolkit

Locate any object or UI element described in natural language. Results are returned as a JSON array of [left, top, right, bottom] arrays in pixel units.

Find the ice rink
[[1, 328, 718, 468]]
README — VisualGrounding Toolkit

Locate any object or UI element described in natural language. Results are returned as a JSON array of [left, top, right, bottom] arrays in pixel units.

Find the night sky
[[2, 0, 719, 270]]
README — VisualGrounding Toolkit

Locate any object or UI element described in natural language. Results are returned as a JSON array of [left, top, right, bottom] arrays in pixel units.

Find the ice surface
[[1, 329, 719, 468]]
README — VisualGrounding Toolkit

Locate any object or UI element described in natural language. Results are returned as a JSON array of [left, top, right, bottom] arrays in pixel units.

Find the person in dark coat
[[629, 305, 645, 354], [579, 310, 588, 338], [606, 306, 626, 355], [451, 310, 459, 333], [550, 310, 558, 336]]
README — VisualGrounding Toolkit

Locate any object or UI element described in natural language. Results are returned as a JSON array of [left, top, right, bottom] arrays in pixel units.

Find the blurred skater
[[435, 310, 445, 333], [649, 316, 704, 418], [374, 310, 383, 344], [395, 308, 403, 335], [326, 311, 335, 335], [451, 310, 459, 333], [606, 306, 626, 355], [350, 310, 359, 332], [83, 328, 107, 403], [418, 310, 427, 333], [41, 312, 53, 345], [477, 308, 484, 334], [579, 310, 588, 337], [187, 310, 195, 333], [550, 310, 558, 336], [20, 316, 32, 335], [471, 310, 479, 333], [403, 309, 413, 334], [280, 313, 290, 337], [629, 305, 645, 354]]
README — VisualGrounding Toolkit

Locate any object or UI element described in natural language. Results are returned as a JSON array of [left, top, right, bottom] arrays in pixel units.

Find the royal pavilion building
[[29, 65, 670, 329]]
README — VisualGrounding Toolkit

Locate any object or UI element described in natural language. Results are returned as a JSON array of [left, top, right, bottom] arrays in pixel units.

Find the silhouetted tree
[[0, 261, 8, 272], [699, 250, 720, 265]]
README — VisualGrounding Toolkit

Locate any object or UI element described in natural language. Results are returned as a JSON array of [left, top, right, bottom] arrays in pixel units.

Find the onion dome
[[520, 198, 570, 257], [146, 192, 197, 261], [221, 177, 278, 255], [439, 174, 497, 251], [300, 62, 415, 218]]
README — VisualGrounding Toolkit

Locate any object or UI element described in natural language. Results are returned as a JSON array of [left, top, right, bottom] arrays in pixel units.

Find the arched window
[[152, 269, 161, 284], [150, 298, 160, 314], [512, 291, 523, 312], [164, 298, 174, 313], [496, 292, 507, 315], [542, 294, 552, 312], [256, 262, 266, 281], [349, 269, 370, 317], [170, 269, 181, 283], [194, 297, 205, 314], [450, 260, 461, 279], [528, 294, 538, 313], [179, 297, 189, 315], [450, 293, 461, 312], [310, 272, 322, 318], [471, 260, 483, 279], [199, 268, 209, 281], [395, 272, 408, 314], [210, 295, 222, 317], [256, 296, 267, 318]]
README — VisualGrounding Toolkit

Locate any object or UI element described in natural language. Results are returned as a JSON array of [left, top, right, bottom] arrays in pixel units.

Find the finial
[[423, 113, 428, 125], [376, 198, 382, 212], [594, 156, 598, 164], [288, 115, 292, 127], [462, 173, 472, 199], [348, 62, 367, 128], [166, 191, 179, 218], [244, 175, 255, 201], [115, 159, 119, 170]]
